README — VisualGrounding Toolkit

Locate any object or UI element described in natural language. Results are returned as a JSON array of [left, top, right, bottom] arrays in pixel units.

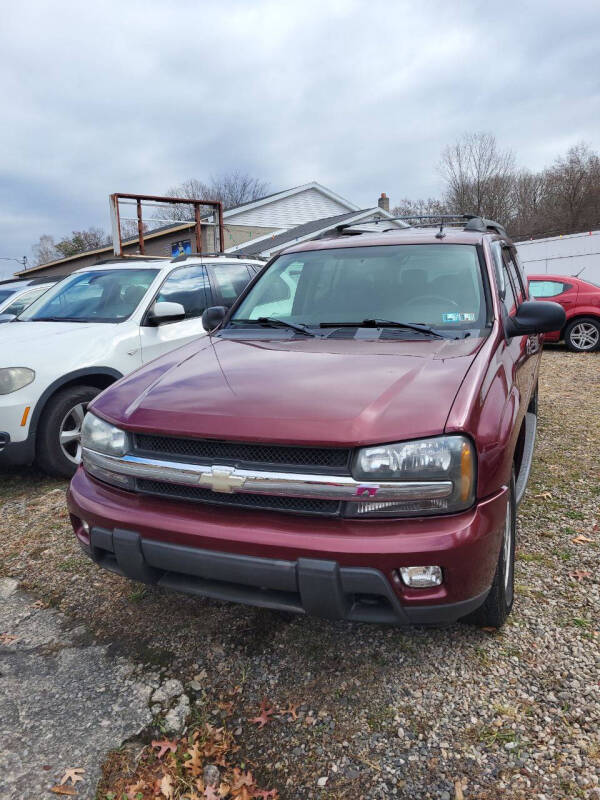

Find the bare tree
[[541, 143, 600, 234], [391, 197, 450, 218], [163, 171, 270, 221], [439, 132, 516, 223], [32, 234, 59, 266], [511, 169, 547, 238]]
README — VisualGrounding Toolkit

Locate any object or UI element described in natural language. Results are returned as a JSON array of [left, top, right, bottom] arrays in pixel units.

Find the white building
[[516, 230, 600, 284]]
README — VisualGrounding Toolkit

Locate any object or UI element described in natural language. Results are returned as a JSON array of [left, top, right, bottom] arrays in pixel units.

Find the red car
[[67, 217, 564, 628], [528, 273, 600, 352]]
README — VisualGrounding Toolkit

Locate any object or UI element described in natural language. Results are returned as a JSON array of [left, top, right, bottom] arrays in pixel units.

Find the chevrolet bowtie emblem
[[198, 466, 247, 494]]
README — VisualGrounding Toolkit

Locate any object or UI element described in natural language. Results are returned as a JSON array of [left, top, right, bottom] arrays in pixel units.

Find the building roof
[[222, 182, 359, 219], [230, 209, 397, 256]]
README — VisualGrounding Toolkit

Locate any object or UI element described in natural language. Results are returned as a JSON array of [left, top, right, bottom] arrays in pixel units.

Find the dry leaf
[[231, 768, 255, 791], [204, 787, 220, 800], [572, 535, 593, 544], [50, 787, 76, 796], [152, 739, 178, 759], [232, 789, 254, 800], [249, 698, 273, 729], [570, 570, 592, 582], [183, 742, 203, 778], [254, 790, 279, 799], [126, 779, 146, 799], [534, 491, 552, 500], [0, 633, 18, 645], [160, 772, 175, 799], [217, 699, 235, 716], [454, 781, 465, 800], [60, 768, 85, 786], [279, 703, 298, 721]]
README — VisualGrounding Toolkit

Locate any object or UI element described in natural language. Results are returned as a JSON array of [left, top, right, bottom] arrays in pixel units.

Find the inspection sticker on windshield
[[442, 312, 476, 323]]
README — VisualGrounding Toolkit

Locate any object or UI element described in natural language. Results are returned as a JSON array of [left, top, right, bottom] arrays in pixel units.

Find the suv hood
[[0, 320, 116, 368], [93, 335, 484, 447]]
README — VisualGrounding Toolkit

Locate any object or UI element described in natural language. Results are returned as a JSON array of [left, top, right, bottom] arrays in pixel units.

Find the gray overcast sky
[[1, 0, 600, 277]]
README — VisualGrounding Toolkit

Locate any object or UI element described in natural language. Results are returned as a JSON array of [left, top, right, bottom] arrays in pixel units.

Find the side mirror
[[146, 301, 186, 326], [202, 306, 227, 331], [504, 300, 566, 337]]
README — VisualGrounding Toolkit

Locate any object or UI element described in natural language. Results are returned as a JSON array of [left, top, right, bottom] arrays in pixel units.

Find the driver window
[[156, 266, 210, 319]]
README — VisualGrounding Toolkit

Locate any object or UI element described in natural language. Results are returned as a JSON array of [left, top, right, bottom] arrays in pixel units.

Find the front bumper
[[68, 467, 509, 626], [0, 432, 35, 466]]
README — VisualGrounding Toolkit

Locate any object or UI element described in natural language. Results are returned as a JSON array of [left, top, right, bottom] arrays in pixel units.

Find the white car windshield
[[0, 288, 18, 304], [20, 269, 159, 323], [231, 244, 488, 336]]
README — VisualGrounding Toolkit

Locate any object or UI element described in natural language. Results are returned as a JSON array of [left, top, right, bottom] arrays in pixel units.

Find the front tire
[[564, 317, 600, 352], [35, 385, 100, 478], [465, 473, 516, 628]]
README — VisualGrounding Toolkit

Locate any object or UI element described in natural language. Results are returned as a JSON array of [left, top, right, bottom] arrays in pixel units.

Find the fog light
[[399, 566, 442, 588]]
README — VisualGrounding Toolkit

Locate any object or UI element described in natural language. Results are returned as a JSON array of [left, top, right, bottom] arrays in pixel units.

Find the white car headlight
[[0, 367, 35, 395], [81, 413, 128, 456], [349, 435, 476, 517]]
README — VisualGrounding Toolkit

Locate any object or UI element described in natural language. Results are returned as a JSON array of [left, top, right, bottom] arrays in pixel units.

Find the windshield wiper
[[319, 319, 444, 338], [230, 317, 317, 337], [31, 316, 92, 322]]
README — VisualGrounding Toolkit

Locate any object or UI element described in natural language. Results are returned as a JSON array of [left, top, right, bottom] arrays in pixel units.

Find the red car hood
[[92, 336, 483, 446]]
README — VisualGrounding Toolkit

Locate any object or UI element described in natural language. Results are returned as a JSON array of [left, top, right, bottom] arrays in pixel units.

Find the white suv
[[0, 255, 264, 476]]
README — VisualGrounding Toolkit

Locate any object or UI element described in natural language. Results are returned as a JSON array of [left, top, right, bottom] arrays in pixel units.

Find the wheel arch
[[560, 311, 600, 338], [29, 367, 123, 438]]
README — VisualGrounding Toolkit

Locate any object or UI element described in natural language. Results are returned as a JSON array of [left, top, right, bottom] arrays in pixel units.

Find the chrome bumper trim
[[82, 448, 453, 503]]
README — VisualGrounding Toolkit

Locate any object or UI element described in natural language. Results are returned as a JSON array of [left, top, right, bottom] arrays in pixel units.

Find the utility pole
[[0, 256, 28, 280]]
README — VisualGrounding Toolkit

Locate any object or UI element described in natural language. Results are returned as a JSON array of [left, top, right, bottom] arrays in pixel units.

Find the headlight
[[347, 435, 476, 517], [0, 367, 35, 395], [81, 413, 134, 490], [81, 413, 128, 455]]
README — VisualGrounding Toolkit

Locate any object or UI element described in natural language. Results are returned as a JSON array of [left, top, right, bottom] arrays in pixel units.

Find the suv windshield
[[0, 289, 17, 304], [20, 269, 159, 323], [231, 244, 487, 336]]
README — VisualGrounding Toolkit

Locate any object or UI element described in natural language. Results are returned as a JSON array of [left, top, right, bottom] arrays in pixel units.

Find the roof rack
[[170, 252, 267, 263], [333, 213, 508, 239]]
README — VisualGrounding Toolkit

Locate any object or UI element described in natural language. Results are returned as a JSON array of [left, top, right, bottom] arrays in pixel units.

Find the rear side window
[[156, 265, 210, 319], [210, 264, 253, 307], [529, 280, 569, 298]]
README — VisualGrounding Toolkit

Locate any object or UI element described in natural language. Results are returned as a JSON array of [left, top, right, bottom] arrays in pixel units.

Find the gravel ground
[[1, 348, 599, 799]]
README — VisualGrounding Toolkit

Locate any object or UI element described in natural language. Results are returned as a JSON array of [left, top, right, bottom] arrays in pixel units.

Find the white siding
[[516, 230, 600, 284], [226, 188, 353, 228]]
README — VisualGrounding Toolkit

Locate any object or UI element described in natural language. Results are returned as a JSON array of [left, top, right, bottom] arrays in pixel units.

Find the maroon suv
[[68, 216, 564, 628]]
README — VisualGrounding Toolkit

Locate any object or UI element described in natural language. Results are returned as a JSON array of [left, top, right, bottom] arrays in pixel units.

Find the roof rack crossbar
[[332, 213, 508, 240], [170, 252, 267, 263]]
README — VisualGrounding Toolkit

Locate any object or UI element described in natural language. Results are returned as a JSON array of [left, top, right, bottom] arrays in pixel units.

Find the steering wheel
[[405, 295, 460, 308]]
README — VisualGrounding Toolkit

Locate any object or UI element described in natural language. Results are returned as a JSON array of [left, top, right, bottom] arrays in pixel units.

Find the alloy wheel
[[59, 402, 87, 465], [569, 322, 599, 351]]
